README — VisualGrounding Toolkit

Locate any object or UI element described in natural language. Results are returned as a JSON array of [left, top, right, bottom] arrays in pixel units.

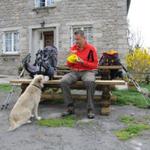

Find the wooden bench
[[57, 65, 122, 76], [10, 65, 125, 115]]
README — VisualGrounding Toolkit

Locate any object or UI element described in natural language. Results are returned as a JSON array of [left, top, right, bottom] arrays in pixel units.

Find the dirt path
[[0, 91, 150, 150]]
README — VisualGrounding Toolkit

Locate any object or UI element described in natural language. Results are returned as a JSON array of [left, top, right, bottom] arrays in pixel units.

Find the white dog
[[9, 75, 47, 131]]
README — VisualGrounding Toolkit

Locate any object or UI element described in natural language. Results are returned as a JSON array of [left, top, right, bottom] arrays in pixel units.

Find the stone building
[[0, 0, 131, 75]]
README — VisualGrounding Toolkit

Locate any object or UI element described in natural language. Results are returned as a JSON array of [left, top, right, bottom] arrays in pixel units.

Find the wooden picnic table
[[10, 65, 125, 115]]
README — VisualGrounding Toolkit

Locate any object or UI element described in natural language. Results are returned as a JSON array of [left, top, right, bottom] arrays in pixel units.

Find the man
[[60, 30, 98, 119]]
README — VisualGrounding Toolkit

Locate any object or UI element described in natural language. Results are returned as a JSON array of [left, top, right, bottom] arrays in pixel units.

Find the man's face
[[74, 34, 85, 47]]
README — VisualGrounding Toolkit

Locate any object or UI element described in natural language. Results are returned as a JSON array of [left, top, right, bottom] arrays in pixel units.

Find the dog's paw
[[36, 116, 42, 120]]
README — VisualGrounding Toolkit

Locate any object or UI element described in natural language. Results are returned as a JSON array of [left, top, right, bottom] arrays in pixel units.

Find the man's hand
[[68, 50, 77, 55], [76, 57, 84, 64]]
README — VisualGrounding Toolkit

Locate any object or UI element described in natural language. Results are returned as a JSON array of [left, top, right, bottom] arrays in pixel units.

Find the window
[[3, 31, 19, 54], [70, 26, 93, 45], [35, 0, 54, 7]]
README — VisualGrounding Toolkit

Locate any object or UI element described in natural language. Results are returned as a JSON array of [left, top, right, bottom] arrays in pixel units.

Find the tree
[[127, 27, 144, 51]]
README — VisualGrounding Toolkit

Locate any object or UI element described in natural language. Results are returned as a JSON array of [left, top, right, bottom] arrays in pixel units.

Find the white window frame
[[3, 31, 19, 54], [70, 25, 93, 46], [35, 0, 54, 8]]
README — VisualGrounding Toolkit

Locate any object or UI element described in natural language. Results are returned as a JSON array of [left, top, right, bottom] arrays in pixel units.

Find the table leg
[[100, 85, 111, 115], [21, 84, 28, 95]]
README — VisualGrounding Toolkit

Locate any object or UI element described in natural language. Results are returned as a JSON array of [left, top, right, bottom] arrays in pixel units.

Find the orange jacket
[[67, 42, 98, 71]]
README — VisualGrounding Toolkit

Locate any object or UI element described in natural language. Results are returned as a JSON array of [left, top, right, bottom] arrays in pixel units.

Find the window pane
[[36, 0, 55, 7], [85, 27, 93, 44], [38, 0, 45, 7], [47, 0, 54, 6], [5, 32, 12, 52], [36, 0, 40, 7], [14, 32, 19, 52]]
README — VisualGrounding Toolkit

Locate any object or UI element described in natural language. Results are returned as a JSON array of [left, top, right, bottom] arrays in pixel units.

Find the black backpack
[[22, 46, 58, 79]]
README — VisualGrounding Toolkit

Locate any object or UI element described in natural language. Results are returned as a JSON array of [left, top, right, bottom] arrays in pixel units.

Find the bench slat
[[10, 79, 125, 85], [57, 65, 122, 70], [53, 75, 102, 80]]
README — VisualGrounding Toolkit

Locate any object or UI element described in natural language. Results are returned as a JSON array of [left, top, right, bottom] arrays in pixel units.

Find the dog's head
[[32, 75, 45, 88]]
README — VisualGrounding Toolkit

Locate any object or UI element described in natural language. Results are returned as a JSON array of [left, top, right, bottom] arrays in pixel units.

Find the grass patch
[[141, 84, 150, 91], [115, 124, 150, 140], [37, 116, 77, 128], [112, 86, 150, 108], [0, 84, 12, 92], [115, 115, 150, 140], [119, 115, 135, 125]]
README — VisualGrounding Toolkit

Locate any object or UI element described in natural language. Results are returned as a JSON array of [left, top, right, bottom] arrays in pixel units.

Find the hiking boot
[[87, 109, 95, 119], [61, 106, 75, 117]]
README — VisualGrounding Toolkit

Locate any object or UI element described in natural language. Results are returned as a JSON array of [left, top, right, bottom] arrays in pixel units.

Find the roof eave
[[127, 0, 131, 14]]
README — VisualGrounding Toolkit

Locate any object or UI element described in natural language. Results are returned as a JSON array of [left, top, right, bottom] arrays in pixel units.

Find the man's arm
[[66, 61, 75, 67], [78, 47, 98, 69]]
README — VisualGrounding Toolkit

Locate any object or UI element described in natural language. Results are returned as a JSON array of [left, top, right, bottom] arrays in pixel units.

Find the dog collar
[[32, 84, 42, 90]]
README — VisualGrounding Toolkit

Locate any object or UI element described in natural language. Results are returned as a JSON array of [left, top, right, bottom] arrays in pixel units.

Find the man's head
[[74, 30, 86, 47]]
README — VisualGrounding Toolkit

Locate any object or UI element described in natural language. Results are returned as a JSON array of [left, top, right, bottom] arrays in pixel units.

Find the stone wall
[[0, 0, 128, 75]]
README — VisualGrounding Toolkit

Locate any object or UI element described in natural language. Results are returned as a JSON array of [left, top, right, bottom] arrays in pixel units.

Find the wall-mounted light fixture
[[40, 21, 45, 28]]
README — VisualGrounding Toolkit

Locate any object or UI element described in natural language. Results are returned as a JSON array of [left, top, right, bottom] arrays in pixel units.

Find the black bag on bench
[[22, 46, 58, 79]]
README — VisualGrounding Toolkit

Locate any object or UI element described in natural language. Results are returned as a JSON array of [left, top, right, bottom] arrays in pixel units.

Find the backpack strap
[[87, 50, 94, 62]]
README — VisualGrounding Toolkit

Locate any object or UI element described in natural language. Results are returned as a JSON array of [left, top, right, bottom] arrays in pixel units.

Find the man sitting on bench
[[60, 30, 98, 119]]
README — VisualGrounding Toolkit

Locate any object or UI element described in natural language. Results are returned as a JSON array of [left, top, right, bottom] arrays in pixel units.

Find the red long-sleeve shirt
[[67, 42, 98, 71]]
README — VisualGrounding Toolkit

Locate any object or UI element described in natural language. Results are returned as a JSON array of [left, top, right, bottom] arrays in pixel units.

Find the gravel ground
[[0, 88, 150, 150]]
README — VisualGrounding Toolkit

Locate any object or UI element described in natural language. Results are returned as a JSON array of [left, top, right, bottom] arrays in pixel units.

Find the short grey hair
[[74, 30, 85, 37]]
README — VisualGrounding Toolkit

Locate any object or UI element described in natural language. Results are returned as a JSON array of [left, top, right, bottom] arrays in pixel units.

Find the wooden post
[[20, 83, 28, 94], [100, 85, 111, 115], [99, 66, 111, 115]]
